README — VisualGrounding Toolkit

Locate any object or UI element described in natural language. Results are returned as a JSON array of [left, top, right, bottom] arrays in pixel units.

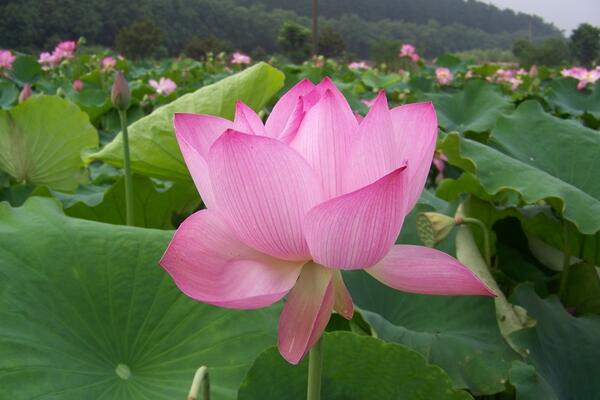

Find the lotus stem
[[307, 336, 323, 400], [456, 217, 491, 267], [559, 221, 571, 300], [187, 366, 210, 400], [118, 109, 134, 226]]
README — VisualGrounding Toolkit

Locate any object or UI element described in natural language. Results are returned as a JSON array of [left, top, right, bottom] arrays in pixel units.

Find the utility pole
[[312, 0, 318, 55]]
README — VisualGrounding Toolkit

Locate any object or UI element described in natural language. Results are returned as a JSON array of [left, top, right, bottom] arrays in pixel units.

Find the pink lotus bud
[[18, 84, 32, 103], [0, 49, 16, 70], [111, 71, 131, 110], [72, 79, 84, 92]]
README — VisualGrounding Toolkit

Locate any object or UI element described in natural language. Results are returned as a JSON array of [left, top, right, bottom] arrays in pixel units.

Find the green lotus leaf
[[427, 79, 512, 133], [0, 197, 280, 399], [440, 100, 600, 234], [238, 332, 472, 400], [0, 95, 98, 191]]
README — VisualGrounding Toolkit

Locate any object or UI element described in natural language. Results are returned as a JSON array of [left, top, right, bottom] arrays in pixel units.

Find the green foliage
[[369, 39, 402, 68], [238, 332, 472, 400], [277, 21, 312, 63], [183, 35, 234, 60], [115, 18, 164, 59], [0, 198, 281, 399], [317, 26, 346, 58], [513, 38, 571, 68], [570, 23, 600, 66]]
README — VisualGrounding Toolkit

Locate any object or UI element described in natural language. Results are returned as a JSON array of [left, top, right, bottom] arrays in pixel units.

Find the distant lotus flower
[[399, 44, 420, 62], [54, 41, 76, 59], [102, 56, 116, 71], [432, 150, 448, 183], [360, 95, 377, 108], [149, 77, 177, 95], [160, 77, 495, 365], [348, 61, 369, 70], [561, 67, 600, 90], [561, 67, 587, 80], [494, 69, 523, 90], [436, 67, 453, 85], [72, 79, 84, 91], [38, 52, 61, 69], [231, 51, 251, 65], [465, 70, 474, 79], [0, 49, 16, 70]]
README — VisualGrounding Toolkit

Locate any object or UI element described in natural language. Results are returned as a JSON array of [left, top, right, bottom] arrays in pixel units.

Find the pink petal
[[160, 210, 303, 309], [332, 271, 354, 319], [344, 91, 400, 193], [304, 166, 408, 270], [367, 245, 495, 296], [389, 102, 438, 210], [208, 129, 324, 261], [265, 79, 315, 137], [173, 113, 232, 208], [278, 96, 306, 144], [233, 101, 266, 136], [278, 263, 334, 364], [290, 89, 359, 198]]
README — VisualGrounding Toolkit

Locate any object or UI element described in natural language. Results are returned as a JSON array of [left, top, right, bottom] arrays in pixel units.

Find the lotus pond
[[0, 48, 599, 400]]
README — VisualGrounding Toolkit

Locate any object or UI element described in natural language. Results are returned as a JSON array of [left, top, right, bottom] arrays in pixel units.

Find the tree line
[[0, 0, 562, 59]]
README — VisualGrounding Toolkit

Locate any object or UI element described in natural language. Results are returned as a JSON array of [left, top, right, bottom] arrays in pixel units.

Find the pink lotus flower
[[231, 51, 251, 65], [54, 40, 76, 59], [0, 50, 16, 70], [72, 79, 84, 91], [348, 61, 369, 70], [102, 56, 116, 71], [436, 67, 453, 85], [561, 66, 600, 90], [399, 44, 420, 62], [149, 77, 177, 95], [38, 52, 61, 69], [160, 77, 494, 365]]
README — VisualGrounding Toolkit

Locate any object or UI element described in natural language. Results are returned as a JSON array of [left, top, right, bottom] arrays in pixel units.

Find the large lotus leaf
[[343, 270, 518, 395], [238, 332, 472, 400], [89, 62, 284, 181], [427, 79, 512, 133], [510, 285, 600, 400], [37, 174, 199, 229], [440, 100, 600, 235], [0, 95, 98, 191], [509, 361, 558, 400], [0, 198, 280, 399], [562, 262, 600, 315], [0, 80, 19, 108], [8, 55, 42, 85], [548, 78, 600, 119]]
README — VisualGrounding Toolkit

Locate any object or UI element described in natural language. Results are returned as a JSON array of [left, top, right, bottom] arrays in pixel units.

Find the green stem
[[307, 337, 323, 400], [460, 217, 491, 267], [118, 109, 134, 226], [559, 222, 571, 300], [187, 366, 209, 400]]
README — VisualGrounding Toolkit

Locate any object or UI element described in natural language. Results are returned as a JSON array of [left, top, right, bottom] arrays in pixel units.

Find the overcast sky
[[480, 0, 600, 34]]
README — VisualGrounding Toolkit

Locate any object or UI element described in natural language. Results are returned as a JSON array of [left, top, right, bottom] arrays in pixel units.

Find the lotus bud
[[18, 84, 32, 103], [111, 71, 130, 111], [416, 212, 456, 247]]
